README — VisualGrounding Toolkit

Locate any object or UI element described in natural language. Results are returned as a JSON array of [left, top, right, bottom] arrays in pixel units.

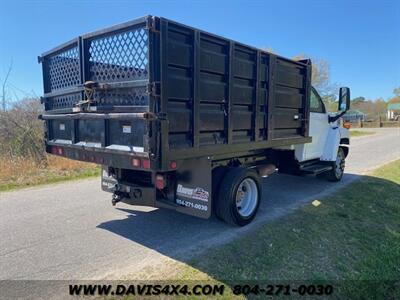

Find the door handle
[[294, 115, 307, 121]]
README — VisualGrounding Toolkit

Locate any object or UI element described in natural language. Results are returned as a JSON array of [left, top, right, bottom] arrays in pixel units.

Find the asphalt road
[[0, 128, 399, 280]]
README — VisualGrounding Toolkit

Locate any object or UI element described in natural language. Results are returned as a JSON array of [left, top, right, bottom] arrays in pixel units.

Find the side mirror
[[338, 87, 350, 111]]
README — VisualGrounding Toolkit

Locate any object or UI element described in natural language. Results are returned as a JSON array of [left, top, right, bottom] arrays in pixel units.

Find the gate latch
[[148, 82, 161, 97], [75, 81, 102, 110]]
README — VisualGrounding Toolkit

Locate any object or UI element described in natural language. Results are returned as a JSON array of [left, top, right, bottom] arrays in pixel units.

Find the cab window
[[310, 88, 326, 113]]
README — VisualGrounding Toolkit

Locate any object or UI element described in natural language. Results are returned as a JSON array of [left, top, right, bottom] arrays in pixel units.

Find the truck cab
[[283, 86, 351, 181]]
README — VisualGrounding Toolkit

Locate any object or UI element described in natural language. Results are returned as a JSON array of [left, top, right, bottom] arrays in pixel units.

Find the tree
[[393, 87, 400, 97], [351, 97, 387, 120], [388, 87, 400, 104], [292, 54, 339, 112], [292, 54, 337, 98], [351, 96, 366, 103], [261, 47, 276, 54], [1, 61, 13, 112], [0, 97, 45, 161]]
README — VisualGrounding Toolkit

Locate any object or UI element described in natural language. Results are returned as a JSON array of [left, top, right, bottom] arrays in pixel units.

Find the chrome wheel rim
[[335, 151, 345, 178], [235, 178, 258, 217]]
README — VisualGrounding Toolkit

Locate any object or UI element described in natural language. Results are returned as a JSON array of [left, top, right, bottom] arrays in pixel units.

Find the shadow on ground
[[97, 172, 365, 268], [96, 171, 400, 298]]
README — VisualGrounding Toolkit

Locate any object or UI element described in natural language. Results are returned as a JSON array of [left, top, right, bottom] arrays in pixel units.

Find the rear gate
[[40, 17, 155, 167]]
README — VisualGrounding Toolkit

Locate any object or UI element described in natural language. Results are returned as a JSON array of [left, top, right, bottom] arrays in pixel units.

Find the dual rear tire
[[215, 168, 261, 226]]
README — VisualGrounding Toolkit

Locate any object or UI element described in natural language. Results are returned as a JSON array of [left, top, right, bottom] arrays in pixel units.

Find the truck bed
[[39, 16, 312, 171]]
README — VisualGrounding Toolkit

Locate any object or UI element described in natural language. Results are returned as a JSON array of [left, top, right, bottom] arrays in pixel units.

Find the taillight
[[142, 159, 151, 169], [131, 158, 151, 169], [132, 158, 140, 167], [343, 122, 351, 129], [156, 174, 166, 190], [170, 161, 177, 169], [51, 146, 63, 156]]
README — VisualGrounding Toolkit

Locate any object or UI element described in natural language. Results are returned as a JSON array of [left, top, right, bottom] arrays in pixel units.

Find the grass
[[140, 160, 400, 299], [350, 130, 376, 137], [0, 154, 100, 192]]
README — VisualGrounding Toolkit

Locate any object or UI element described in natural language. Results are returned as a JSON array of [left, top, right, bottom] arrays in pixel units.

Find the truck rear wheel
[[216, 168, 261, 226], [324, 147, 346, 182]]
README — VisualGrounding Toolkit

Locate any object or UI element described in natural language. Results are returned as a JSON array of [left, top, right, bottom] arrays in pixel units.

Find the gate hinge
[[147, 82, 161, 97], [146, 16, 160, 33]]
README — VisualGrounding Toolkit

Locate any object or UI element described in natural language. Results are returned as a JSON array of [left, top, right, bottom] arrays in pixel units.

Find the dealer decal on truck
[[176, 199, 208, 211], [177, 184, 209, 202]]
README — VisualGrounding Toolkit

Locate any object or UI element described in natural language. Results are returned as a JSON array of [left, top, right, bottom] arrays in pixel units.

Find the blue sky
[[0, 0, 399, 101]]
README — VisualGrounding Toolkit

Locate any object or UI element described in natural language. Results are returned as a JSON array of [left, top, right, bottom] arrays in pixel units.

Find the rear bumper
[[100, 157, 213, 219], [101, 170, 200, 218], [102, 179, 156, 207], [102, 179, 212, 220], [46, 142, 151, 170]]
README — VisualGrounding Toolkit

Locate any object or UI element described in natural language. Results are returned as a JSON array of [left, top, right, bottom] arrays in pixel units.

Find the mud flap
[[321, 127, 341, 161], [101, 167, 118, 193], [173, 157, 212, 219]]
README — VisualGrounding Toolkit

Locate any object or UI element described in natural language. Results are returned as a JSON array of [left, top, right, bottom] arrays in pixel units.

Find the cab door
[[304, 87, 330, 160]]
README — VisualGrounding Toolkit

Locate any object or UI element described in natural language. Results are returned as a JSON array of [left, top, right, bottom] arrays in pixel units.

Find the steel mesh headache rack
[[39, 17, 155, 170], [39, 15, 311, 172], [39, 17, 151, 111]]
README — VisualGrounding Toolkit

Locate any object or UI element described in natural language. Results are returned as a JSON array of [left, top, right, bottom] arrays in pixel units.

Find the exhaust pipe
[[256, 164, 277, 177]]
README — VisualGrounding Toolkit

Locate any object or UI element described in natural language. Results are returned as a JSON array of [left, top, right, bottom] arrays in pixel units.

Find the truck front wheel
[[216, 168, 261, 226], [324, 147, 346, 182]]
